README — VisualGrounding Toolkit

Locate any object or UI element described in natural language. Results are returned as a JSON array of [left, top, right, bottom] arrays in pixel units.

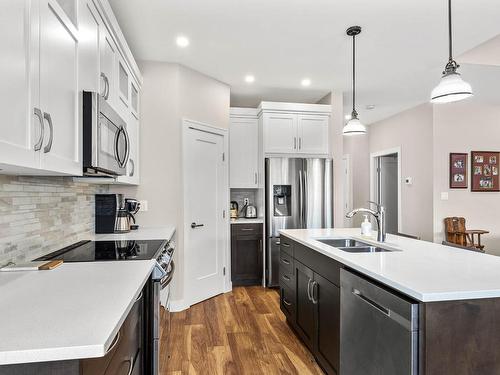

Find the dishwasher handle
[[353, 288, 390, 316]]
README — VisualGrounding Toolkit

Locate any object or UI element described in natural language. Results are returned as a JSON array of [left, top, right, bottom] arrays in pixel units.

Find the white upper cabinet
[[99, 23, 117, 108], [263, 113, 298, 154], [130, 79, 139, 119], [230, 114, 259, 188], [260, 102, 331, 156], [38, 0, 80, 175], [297, 114, 329, 155], [0, 0, 80, 175], [0, 0, 40, 172], [78, 0, 100, 93]]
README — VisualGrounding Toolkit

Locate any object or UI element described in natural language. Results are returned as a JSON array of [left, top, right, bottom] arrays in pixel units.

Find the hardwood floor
[[159, 286, 324, 375]]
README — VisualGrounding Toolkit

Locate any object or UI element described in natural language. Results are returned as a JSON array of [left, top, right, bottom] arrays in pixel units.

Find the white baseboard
[[168, 299, 190, 312]]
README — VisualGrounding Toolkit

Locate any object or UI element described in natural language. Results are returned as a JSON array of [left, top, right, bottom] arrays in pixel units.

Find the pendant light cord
[[448, 0, 452, 62], [352, 34, 357, 116]]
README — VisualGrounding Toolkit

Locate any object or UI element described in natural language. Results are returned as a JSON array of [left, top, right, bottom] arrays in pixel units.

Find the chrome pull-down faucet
[[346, 201, 386, 242]]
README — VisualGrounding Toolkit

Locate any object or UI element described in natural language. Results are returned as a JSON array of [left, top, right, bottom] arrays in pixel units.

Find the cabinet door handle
[[101, 72, 109, 100], [281, 258, 290, 265], [282, 274, 291, 281], [311, 281, 318, 304], [293, 137, 297, 150], [126, 356, 134, 375], [299, 137, 302, 150], [307, 278, 313, 301], [105, 331, 120, 354], [33, 108, 44, 151], [259, 239, 263, 253], [43, 112, 53, 153], [254, 172, 258, 185], [283, 297, 292, 307], [281, 242, 291, 248], [129, 158, 135, 177]]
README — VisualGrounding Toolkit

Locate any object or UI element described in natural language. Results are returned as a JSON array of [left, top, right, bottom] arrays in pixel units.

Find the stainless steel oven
[[83, 91, 130, 176], [151, 241, 175, 375]]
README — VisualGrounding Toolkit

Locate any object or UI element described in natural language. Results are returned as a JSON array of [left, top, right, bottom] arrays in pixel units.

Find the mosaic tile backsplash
[[0, 175, 108, 266]]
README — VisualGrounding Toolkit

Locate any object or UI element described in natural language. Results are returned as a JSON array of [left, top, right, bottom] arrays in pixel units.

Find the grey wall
[[368, 103, 434, 241], [112, 61, 231, 305], [0, 176, 107, 266], [433, 101, 500, 255]]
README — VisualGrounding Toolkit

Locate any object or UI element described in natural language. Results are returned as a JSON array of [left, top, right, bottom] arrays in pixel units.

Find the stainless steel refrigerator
[[265, 157, 333, 287]]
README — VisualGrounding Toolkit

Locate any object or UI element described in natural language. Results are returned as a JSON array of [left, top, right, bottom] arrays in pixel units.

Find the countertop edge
[[279, 229, 500, 303]]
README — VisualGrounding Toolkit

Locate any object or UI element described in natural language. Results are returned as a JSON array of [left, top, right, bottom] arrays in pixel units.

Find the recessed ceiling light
[[245, 75, 255, 83], [301, 78, 311, 87], [176, 35, 190, 48], [366, 104, 376, 110]]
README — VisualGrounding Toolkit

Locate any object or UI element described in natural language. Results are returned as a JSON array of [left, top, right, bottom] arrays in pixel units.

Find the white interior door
[[185, 124, 227, 305], [376, 154, 399, 234]]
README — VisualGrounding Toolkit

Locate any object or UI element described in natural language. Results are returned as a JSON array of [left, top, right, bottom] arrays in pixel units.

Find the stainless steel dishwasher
[[340, 269, 419, 375]]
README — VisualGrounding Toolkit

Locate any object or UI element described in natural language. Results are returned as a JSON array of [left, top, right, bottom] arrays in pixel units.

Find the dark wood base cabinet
[[0, 288, 144, 375], [231, 223, 263, 286], [279, 235, 341, 375], [280, 234, 500, 375]]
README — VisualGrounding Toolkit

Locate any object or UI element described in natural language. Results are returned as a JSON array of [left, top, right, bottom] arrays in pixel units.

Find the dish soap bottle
[[361, 215, 372, 236]]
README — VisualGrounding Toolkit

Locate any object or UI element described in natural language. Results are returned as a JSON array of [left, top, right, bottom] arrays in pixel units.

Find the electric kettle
[[244, 204, 257, 218]]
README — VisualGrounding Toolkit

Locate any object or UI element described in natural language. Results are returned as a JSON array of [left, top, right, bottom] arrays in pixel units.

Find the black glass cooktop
[[36, 240, 166, 262]]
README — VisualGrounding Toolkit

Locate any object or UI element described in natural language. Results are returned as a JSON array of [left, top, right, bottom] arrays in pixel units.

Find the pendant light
[[430, 0, 473, 103], [343, 26, 366, 136]]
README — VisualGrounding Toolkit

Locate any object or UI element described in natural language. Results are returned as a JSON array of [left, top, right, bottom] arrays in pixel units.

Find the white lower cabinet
[[230, 116, 259, 188]]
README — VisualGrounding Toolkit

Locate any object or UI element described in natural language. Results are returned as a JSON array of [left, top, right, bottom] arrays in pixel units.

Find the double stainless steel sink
[[315, 238, 393, 253]]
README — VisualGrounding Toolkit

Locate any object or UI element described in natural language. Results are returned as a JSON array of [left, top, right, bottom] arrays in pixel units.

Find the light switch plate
[[139, 200, 148, 211]]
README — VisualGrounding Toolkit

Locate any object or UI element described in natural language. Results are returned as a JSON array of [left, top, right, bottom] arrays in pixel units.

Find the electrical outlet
[[243, 198, 249, 205], [139, 200, 148, 211]]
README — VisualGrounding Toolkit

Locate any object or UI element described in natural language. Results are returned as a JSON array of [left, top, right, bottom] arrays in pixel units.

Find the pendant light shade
[[431, 0, 473, 103], [343, 26, 366, 136]]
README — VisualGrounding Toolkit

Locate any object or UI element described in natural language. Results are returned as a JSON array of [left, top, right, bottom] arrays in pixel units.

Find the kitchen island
[[279, 228, 500, 375]]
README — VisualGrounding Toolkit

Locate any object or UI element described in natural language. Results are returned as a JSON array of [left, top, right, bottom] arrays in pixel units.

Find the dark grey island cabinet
[[279, 235, 341, 375], [280, 233, 500, 375], [231, 223, 263, 286]]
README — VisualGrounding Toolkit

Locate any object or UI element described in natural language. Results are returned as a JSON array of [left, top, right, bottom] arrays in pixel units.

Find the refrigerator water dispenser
[[273, 185, 291, 216]]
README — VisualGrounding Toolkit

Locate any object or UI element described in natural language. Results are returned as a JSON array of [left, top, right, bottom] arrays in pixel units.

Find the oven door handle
[[160, 261, 175, 289]]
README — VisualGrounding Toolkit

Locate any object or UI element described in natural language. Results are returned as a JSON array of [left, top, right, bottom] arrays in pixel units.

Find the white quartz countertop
[[91, 226, 176, 241], [0, 260, 156, 365], [280, 228, 500, 302], [230, 218, 264, 225]]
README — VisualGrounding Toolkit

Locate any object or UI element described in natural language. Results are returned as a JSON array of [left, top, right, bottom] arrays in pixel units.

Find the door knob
[[191, 222, 204, 229]]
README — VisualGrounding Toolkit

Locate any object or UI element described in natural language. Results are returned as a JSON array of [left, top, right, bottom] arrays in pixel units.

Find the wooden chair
[[443, 217, 489, 251], [442, 241, 485, 253]]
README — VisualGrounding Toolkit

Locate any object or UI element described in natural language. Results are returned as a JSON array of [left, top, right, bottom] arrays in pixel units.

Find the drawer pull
[[281, 243, 291, 248], [283, 298, 292, 307], [240, 228, 254, 231], [105, 331, 120, 354], [281, 258, 290, 265], [135, 291, 143, 302], [282, 275, 291, 281]]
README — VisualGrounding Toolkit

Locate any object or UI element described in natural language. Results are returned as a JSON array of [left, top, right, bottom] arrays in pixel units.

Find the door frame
[[369, 146, 402, 233], [182, 118, 231, 308]]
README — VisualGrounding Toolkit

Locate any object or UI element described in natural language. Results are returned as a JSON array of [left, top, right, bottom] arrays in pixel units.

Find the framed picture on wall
[[471, 151, 500, 192], [449, 153, 468, 189]]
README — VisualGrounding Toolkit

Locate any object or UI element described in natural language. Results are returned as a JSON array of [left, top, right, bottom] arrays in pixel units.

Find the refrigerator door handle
[[303, 169, 308, 228], [299, 169, 304, 228]]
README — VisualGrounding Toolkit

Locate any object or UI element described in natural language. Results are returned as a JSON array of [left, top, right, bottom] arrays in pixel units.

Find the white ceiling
[[109, 0, 500, 124]]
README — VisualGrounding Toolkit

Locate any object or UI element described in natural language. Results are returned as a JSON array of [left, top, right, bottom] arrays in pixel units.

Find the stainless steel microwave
[[82, 91, 130, 176]]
